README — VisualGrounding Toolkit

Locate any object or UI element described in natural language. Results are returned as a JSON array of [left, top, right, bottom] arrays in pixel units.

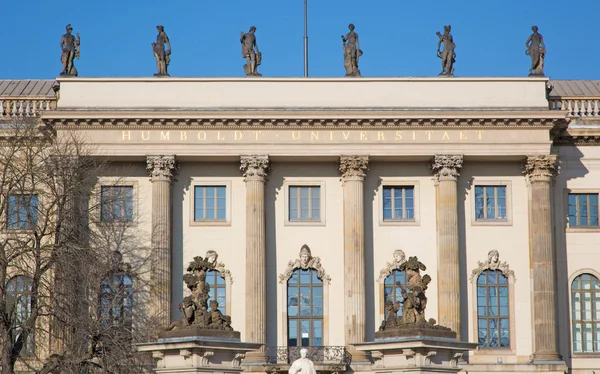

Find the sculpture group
[[60, 23, 546, 79]]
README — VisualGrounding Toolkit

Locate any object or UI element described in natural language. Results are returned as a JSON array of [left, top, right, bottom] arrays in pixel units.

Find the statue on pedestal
[[152, 25, 171, 77], [60, 24, 80, 77], [436, 25, 456, 77], [288, 348, 316, 374], [526, 26, 545, 76], [241, 26, 262, 76], [342, 24, 362, 77]]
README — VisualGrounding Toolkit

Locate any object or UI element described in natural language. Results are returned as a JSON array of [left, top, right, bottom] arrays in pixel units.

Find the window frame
[[99, 272, 134, 330], [378, 180, 420, 226], [7, 275, 35, 356], [569, 270, 600, 356], [189, 181, 231, 227], [475, 270, 511, 349], [286, 268, 324, 347], [6, 193, 39, 231], [470, 180, 513, 226], [100, 185, 135, 223], [206, 270, 227, 315], [566, 189, 600, 231], [283, 180, 326, 227], [383, 269, 409, 319], [94, 180, 139, 226]]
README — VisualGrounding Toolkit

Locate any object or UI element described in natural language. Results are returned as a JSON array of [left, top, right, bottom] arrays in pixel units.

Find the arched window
[[206, 270, 226, 315], [7, 276, 34, 356], [287, 269, 323, 347], [100, 273, 133, 329], [571, 273, 600, 353], [476, 270, 510, 348], [384, 269, 408, 317]]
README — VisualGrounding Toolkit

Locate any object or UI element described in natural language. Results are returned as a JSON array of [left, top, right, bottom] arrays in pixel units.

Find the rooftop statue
[[241, 26, 262, 76], [60, 24, 81, 77], [376, 256, 455, 339], [526, 25, 545, 76], [436, 25, 456, 77], [152, 25, 171, 77], [342, 23, 362, 77]]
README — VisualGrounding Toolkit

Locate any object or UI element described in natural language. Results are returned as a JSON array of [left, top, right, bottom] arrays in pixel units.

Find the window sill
[[471, 219, 512, 227], [473, 347, 514, 356], [94, 220, 138, 228], [190, 220, 231, 227], [379, 219, 419, 227], [566, 227, 600, 233], [284, 219, 325, 227]]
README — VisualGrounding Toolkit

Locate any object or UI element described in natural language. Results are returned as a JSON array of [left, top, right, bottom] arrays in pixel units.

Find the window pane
[[288, 320, 298, 347], [301, 320, 310, 346], [313, 320, 323, 347]]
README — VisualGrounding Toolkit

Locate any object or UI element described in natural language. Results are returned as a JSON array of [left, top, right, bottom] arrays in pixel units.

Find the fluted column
[[339, 155, 370, 362], [430, 155, 463, 338], [240, 155, 270, 363], [147, 155, 178, 328], [523, 155, 562, 362]]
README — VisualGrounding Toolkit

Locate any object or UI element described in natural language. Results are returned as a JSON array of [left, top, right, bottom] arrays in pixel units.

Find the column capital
[[429, 154, 463, 182], [240, 155, 270, 182], [522, 155, 559, 183], [146, 155, 178, 182], [339, 155, 369, 181]]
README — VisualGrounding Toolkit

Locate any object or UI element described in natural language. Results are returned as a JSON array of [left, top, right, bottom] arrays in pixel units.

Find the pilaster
[[430, 155, 463, 338]]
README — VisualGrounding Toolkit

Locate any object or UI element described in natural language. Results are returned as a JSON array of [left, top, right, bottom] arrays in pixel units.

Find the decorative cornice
[[240, 155, 270, 182], [429, 155, 463, 181], [470, 250, 515, 282], [278, 245, 331, 284], [554, 135, 600, 146], [146, 155, 178, 181], [522, 155, 559, 182], [377, 250, 407, 283], [339, 155, 369, 181]]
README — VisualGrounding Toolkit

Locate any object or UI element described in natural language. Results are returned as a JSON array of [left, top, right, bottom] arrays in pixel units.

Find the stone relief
[[436, 25, 456, 77], [522, 155, 559, 181], [526, 26, 545, 76], [279, 245, 331, 284], [341, 24, 362, 77], [470, 250, 515, 282], [152, 25, 171, 76], [60, 24, 81, 77], [339, 155, 369, 180], [241, 26, 262, 77], [429, 154, 463, 181], [146, 155, 178, 180], [377, 249, 407, 283], [240, 155, 270, 181]]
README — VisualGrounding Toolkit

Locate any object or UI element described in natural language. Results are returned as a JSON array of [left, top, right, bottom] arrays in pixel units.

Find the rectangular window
[[289, 186, 320, 221], [194, 186, 226, 221], [383, 186, 414, 221], [568, 193, 599, 227], [474, 185, 507, 221], [100, 186, 134, 222], [7, 194, 38, 229]]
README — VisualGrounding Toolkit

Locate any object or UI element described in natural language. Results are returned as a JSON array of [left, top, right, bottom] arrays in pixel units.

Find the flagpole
[[303, 0, 308, 77]]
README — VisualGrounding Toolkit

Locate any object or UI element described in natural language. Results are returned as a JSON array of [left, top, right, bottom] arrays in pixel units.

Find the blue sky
[[2, 0, 599, 79]]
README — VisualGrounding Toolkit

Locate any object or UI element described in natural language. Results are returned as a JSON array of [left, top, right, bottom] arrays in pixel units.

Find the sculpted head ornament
[[299, 245, 312, 267]]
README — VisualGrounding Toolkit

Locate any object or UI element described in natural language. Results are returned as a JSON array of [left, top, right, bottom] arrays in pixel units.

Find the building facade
[[2, 77, 600, 373]]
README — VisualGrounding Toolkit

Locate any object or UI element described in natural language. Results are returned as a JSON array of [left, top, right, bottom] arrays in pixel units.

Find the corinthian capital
[[522, 155, 559, 182], [429, 155, 463, 181], [339, 155, 369, 181], [146, 155, 178, 181], [240, 155, 270, 181]]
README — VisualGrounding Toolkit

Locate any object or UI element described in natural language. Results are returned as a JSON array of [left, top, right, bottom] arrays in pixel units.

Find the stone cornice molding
[[278, 245, 331, 284], [240, 155, 270, 182], [377, 250, 407, 283], [429, 155, 463, 182], [339, 155, 369, 181], [522, 155, 559, 183], [146, 155, 178, 181], [470, 250, 515, 282]]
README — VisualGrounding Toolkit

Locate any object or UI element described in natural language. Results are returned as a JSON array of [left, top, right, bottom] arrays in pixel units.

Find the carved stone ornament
[[240, 155, 270, 181], [279, 245, 331, 284], [377, 249, 407, 283], [522, 155, 559, 182], [232, 353, 245, 368], [469, 250, 515, 282], [429, 155, 463, 181], [201, 351, 214, 367], [339, 155, 369, 180], [146, 155, 178, 181]]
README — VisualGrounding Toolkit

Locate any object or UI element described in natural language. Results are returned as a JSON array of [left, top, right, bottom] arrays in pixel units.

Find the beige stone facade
[[3, 77, 600, 373]]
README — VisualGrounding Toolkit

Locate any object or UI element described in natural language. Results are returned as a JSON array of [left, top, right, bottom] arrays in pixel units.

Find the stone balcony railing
[[550, 97, 600, 118], [265, 346, 351, 373], [0, 98, 56, 119]]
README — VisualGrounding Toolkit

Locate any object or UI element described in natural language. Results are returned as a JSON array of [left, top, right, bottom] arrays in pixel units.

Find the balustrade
[[550, 98, 600, 118], [265, 346, 351, 365], [0, 98, 56, 119]]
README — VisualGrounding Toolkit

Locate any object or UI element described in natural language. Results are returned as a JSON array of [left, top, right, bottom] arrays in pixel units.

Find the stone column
[[339, 155, 370, 362], [147, 155, 178, 328], [523, 155, 562, 362], [430, 155, 463, 338], [240, 155, 270, 363]]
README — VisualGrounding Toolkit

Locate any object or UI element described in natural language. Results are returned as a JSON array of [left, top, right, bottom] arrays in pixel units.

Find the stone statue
[[240, 26, 262, 76], [341, 24, 362, 77], [288, 348, 316, 374], [152, 25, 171, 76], [379, 300, 400, 331], [526, 26, 545, 76], [436, 25, 456, 77], [60, 24, 81, 77]]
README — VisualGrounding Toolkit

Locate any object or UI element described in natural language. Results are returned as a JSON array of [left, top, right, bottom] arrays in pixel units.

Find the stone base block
[[355, 337, 478, 374], [137, 336, 262, 374], [159, 327, 241, 340]]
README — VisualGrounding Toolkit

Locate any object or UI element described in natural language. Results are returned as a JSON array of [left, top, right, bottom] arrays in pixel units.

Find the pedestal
[[355, 337, 477, 374], [138, 336, 262, 374]]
